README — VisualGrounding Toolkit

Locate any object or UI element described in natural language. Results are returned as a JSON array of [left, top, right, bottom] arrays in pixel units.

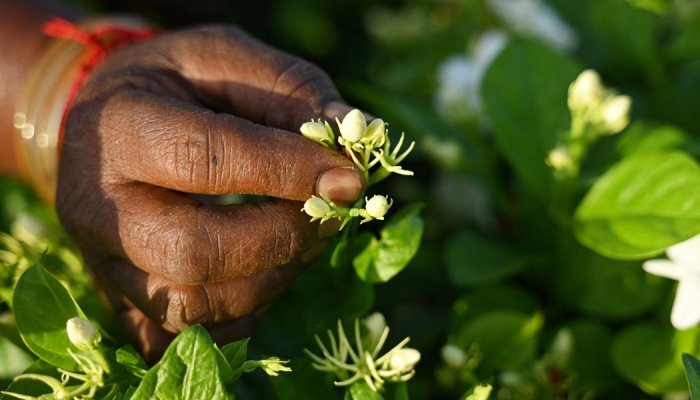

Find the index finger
[[70, 91, 364, 203]]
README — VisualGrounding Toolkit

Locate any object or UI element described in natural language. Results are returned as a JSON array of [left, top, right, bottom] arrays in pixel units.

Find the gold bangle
[[13, 16, 152, 205]]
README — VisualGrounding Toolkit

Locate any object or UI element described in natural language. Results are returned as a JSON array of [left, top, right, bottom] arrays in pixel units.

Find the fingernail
[[317, 167, 363, 205]]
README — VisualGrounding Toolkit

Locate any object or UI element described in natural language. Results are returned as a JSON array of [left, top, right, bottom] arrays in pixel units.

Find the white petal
[[670, 278, 700, 330], [643, 260, 685, 281], [668, 234, 700, 266]]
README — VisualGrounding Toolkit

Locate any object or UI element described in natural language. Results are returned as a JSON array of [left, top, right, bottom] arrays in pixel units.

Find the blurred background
[[4, 0, 700, 398]]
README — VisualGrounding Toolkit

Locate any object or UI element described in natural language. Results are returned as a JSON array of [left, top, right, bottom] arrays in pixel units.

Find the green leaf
[[270, 357, 334, 400], [221, 338, 248, 381], [612, 323, 696, 394], [575, 152, 700, 259], [13, 264, 86, 370], [0, 359, 59, 399], [456, 311, 542, 373], [0, 334, 34, 379], [617, 123, 688, 157], [683, 353, 700, 400], [482, 38, 579, 199], [445, 231, 526, 286], [345, 381, 385, 400], [450, 284, 540, 333], [131, 325, 233, 400], [115, 345, 148, 378], [553, 240, 664, 319], [353, 204, 423, 283], [333, 232, 373, 269]]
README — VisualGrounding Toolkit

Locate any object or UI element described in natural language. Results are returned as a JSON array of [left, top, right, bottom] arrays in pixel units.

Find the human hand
[[55, 25, 364, 360]]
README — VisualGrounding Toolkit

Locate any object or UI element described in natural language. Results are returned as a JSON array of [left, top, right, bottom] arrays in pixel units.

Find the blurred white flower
[[487, 0, 577, 51], [597, 95, 632, 135], [643, 234, 700, 330], [363, 312, 387, 347], [441, 343, 466, 368], [435, 29, 508, 121]]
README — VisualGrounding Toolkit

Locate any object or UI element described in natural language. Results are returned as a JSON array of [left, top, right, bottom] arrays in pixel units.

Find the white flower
[[568, 69, 602, 111], [66, 317, 101, 350], [643, 234, 700, 330], [597, 95, 631, 134], [300, 120, 334, 147], [441, 343, 466, 368], [338, 109, 367, 143], [388, 348, 421, 373], [365, 195, 392, 220], [363, 312, 387, 346], [303, 196, 331, 219], [435, 29, 508, 121], [487, 0, 577, 51]]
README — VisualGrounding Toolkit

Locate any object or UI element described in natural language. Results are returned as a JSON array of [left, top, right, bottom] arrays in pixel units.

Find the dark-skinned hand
[[56, 25, 364, 361]]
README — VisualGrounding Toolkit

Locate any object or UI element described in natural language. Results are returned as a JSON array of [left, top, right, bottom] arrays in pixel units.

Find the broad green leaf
[[612, 323, 697, 394], [0, 334, 34, 379], [353, 204, 423, 283], [345, 381, 385, 400], [13, 264, 86, 370], [221, 338, 248, 381], [482, 38, 579, 199], [575, 152, 700, 259], [332, 232, 373, 269], [456, 311, 542, 373], [684, 353, 700, 400], [392, 382, 409, 400], [553, 240, 664, 319], [131, 325, 233, 400], [445, 231, 526, 286]]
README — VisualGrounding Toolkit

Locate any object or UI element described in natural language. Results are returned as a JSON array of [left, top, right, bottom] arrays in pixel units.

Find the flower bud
[[546, 146, 573, 172], [441, 343, 466, 368], [365, 195, 391, 220], [364, 119, 386, 148], [300, 121, 333, 146], [338, 109, 367, 143], [363, 312, 386, 347], [303, 196, 331, 219], [389, 348, 421, 372], [598, 95, 631, 134], [66, 317, 101, 350], [568, 69, 602, 111]]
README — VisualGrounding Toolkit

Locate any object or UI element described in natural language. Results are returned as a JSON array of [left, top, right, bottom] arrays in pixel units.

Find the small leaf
[[221, 338, 249, 381], [13, 264, 86, 370], [575, 152, 700, 259], [115, 345, 148, 378], [683, 353, 700, 400], [353, 204, 423, 283], [131, 325, 233, 400]]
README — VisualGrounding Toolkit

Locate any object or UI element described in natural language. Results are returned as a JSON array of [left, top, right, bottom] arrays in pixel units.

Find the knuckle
[[164, 286, 214, 331]]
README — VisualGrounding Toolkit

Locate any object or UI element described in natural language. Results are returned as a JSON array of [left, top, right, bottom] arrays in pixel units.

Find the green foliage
[[612, 323, 698, 394], [683, 353, 700, 400], [352, 204, 424, 283], [482, 38, 579, 199], [575, 152, 700, 259], [13, 264, 87, 370], [131, 326, 233, 400]]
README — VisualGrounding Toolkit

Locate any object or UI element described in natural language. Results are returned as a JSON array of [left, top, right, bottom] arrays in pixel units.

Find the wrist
[[11, 16, 154, 204]]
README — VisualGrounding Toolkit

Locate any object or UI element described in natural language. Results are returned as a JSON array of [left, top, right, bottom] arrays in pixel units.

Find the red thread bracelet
[[42, 17, 156, 142]]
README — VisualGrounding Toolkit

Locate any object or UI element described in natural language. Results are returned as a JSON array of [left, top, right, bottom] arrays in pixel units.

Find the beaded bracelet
[[13, 16, 155, 204]]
